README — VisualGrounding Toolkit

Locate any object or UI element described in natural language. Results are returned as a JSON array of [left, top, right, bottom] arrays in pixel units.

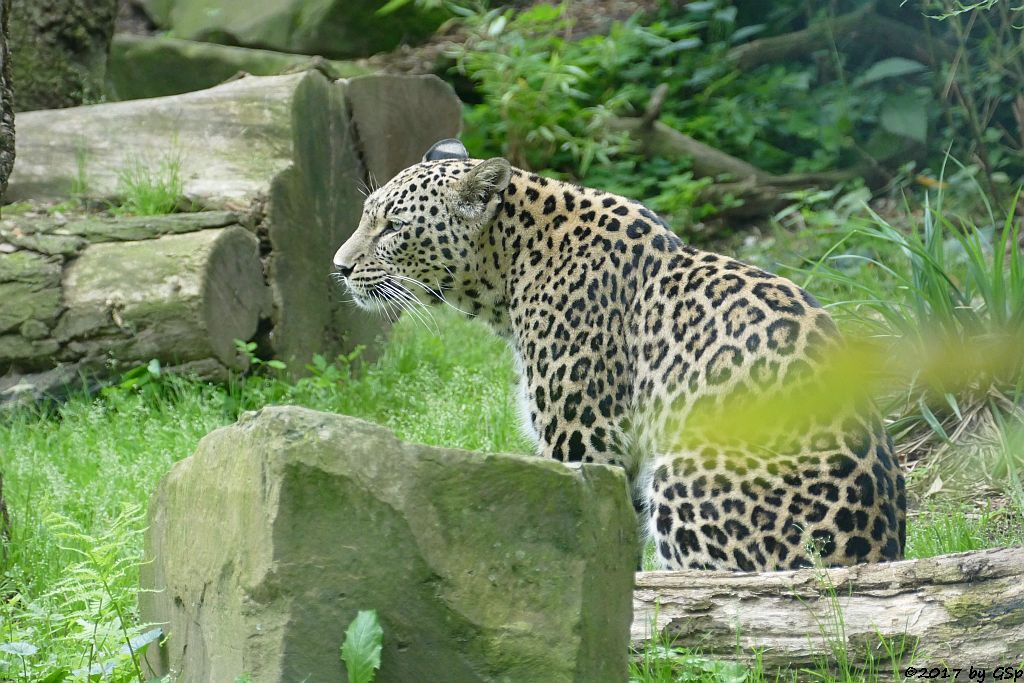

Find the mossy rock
[[141, 406, 637, 682], [9, 0, 119, 111], [106, 34, 370, 101], [141, 0, 445, 59]]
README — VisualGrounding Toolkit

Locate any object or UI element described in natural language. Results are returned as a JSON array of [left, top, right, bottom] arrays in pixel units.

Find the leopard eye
[[381, 219, 403, 236]]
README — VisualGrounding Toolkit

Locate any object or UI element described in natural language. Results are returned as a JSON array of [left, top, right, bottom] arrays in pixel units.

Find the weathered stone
[[7, 73, 301, 204], [141, 406, 636, 682], [141, 0, 444, 60], [106, 34, 368, 101], [0, 212, 266, 390], [0, 281, 61, 335], [18, 319, 49, 341], [9, 0, 118, 111], [0, 360, 91, 407], [0, 231, 87, 257], [0, 250, 61, 285], [344, 74, 467, 183], [0, 335, 59, 362]]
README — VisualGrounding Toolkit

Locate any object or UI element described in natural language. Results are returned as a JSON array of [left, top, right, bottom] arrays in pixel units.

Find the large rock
[[106, 34, 369, 101], [9, 0, 118, 111], [141, 0, 445, 60], [140, 406, 637, 682], [5, 71, 461, 383]]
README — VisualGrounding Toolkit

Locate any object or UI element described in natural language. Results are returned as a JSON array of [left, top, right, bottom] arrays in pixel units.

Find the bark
[[0, 0, 12, 201], [727, 5, 953, 71], [0, 212, 268, 403], [632, 547, 1024, 673], [8, 0, 118, 111]]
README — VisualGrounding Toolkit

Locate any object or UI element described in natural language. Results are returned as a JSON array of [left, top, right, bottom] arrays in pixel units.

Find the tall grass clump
[[114, 151, 184, 216], [801, 187, 1024, 499]]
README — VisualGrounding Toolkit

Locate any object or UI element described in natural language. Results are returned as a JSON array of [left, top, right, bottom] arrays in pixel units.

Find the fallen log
[[727, 4, 953, 71], [608, 115, 870, 219], [0, 211, 268, 400], [632, 547, 1024, 673], [4, 71, 462, 394]]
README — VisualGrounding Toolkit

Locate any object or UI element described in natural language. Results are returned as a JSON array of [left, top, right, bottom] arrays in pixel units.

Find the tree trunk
[[632, 547, 1024, 673], [608, 115, 872, 219], [726, 4, 952, 71], [8, 0, 118, 111], [0, 212, 269, 402], [0, 0, 13, 201]]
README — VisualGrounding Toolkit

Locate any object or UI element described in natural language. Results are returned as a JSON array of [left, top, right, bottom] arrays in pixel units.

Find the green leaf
[[857, 57, 927, 86], [653, 37, 702, 58], [0, 641, 38, 656], [376, 0, 412, 15], [713, 7, 737, 23], [730, 24, 765, 43], [341, 610, 383, 683], [265, 360, 287, 370], [39, 670, 70, 683], [119, 627, 163, 655], [918, 398, 951, 443], [880, 93, 928, 143]]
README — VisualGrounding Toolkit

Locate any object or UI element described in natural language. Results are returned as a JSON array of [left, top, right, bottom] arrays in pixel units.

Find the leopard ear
[[422, 138, 469, 162], [456, 157, 511, 218]]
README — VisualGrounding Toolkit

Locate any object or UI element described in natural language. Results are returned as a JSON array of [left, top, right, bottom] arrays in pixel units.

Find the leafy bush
[[451, 3, 631, 172], [0, 507, 159, 683]]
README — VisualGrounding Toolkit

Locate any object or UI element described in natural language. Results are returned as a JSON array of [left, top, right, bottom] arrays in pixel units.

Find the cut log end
[[201, 226, 268, 369]]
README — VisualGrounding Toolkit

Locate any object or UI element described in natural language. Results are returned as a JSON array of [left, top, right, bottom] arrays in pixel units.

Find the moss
[[9, 0, 118, 111], [143, 0, 444, 60], [106, 35, 369, 101], [945, 588, 1024, 628]]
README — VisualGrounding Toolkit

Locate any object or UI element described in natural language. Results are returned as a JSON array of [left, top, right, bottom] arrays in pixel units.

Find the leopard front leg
[[512, 348, 637, 471]]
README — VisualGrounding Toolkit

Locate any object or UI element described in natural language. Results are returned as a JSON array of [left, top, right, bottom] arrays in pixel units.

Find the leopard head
[[332, 139, 511, 313]]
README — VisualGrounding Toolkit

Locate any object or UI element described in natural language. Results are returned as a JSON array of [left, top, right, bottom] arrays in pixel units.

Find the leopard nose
[[334, 263, 354, 278]]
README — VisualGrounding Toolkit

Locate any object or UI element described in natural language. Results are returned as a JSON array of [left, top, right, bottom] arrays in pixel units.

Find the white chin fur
[[352, 295, 386, 314], [345, 285, 385, 314]]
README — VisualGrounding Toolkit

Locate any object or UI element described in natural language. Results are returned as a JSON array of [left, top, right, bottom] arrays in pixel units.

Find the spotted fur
[[333, 140, 906, 571]]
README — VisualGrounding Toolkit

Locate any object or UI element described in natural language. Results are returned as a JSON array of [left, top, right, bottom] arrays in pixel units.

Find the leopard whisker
[[383, 280, 438, 333], [391, 272, 475, 318], [385, 280, 440, 334], [379, 281, 422, 328]]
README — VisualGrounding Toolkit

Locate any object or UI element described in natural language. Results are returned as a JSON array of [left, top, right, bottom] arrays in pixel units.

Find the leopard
[[332, 138, 906, 572]]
